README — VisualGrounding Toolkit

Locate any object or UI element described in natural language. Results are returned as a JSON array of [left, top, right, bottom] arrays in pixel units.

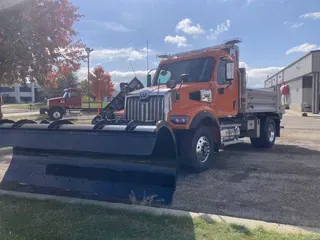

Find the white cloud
[[76, 68, 148, 90], [300, 12, 320, 20], [164, 35, 188, 47], [290, 22, 304, 29], [109, 70, 148, 89], [285, 43, 319, 55], [247, 0, 286, 5], [103, 22, 134, 32], [239, 61, 249, 69], [241, 62, 283, 88], [207, 19, 231, 40], [76, 67, 93, 81], [176, 18, 205, 35], [284, 21, 288, 25], [90, 47, 153, 61], [82, 19, 134, 32]]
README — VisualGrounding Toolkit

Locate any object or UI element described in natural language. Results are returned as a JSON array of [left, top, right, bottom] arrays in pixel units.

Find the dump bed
[[240, 87, 282, 114]]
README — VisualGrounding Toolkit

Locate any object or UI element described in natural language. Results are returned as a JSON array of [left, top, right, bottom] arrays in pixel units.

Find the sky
[[71, 0, 320, 89]]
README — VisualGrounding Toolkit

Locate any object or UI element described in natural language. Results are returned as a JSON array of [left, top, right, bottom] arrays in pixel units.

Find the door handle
[[218, 88, 225, 94]]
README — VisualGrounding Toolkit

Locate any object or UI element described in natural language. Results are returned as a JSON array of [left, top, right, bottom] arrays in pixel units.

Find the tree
[[0, 0, 87, 87], [57, 73, 79, 91], [80, 79, 88, 95], [80, 79, 95, 101], [89, 65, 115, 101]]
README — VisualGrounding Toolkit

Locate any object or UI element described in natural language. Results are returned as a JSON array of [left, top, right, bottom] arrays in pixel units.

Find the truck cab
[[41, 88, 82, 120], [123, 39, 282, 172]]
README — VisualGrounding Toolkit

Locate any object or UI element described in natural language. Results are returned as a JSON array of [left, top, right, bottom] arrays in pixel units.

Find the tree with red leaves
[[0, 0, 86, 87], [89, 65, 115, 101]]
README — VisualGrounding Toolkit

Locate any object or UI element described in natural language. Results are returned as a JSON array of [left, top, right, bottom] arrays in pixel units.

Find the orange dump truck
[[112, 39, 282, 172]]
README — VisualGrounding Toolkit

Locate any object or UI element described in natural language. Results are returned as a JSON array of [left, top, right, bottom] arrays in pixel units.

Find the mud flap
[[0, 119, 177, 205]]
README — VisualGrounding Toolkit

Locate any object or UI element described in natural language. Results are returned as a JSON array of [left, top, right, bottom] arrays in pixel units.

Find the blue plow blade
[[0, 119, 177, 205]]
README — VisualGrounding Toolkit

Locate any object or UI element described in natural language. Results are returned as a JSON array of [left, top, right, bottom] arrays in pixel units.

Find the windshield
[[62, 92, 68, 98], [153, 56, 215, 86]]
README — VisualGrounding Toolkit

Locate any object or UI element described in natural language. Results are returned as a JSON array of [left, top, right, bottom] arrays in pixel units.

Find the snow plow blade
[[0, 119, 177, 205]]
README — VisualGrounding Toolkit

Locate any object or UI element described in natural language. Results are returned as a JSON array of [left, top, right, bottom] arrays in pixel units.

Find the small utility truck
[[40, 88, 82, 120]]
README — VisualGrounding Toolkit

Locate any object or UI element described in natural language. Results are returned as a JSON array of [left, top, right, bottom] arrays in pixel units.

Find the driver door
[[214, 59, 238, 117], [67, 90, 82, 109]]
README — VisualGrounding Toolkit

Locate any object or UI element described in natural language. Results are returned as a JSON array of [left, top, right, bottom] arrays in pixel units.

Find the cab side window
[[217, 60, 227, 85], [70, 91, 80, 98]]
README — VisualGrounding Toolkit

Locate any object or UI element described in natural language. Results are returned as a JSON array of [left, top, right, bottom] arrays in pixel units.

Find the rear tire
[[250, 118, 276, 148], [182, 126, 216, 173], [49, 108, 64, 121]]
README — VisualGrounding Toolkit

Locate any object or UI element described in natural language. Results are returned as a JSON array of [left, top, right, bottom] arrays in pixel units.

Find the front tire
[[250, 118, 276, 148], [182, 126, 216, 173], [49, 108, 64, 121]]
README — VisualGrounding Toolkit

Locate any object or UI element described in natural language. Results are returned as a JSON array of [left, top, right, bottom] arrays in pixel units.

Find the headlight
[[170, 116, 190, 125]]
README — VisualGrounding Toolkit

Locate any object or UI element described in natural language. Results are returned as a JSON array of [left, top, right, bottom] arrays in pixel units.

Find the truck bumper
[[39, 108, 49, 115]]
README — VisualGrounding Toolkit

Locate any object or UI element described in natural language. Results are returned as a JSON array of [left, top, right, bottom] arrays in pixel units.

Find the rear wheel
[[182, 126, 216, 173], [49, 108, 64, 121], [250, 118, 276, 148]]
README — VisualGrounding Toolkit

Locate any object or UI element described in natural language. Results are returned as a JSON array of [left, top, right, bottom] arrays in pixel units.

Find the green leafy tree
[[57, 73, 79, 91], [80, 79, 88, 96]]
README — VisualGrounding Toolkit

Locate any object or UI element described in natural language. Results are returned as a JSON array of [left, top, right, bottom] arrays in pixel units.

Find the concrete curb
[[0, 147, 12, 155], [0, 190, 319, 235]]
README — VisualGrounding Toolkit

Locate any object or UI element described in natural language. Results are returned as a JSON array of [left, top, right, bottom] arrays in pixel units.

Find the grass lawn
[[0, 195, 318, 240], [82, 102, 108, 109], [1, 103, 45, 110]]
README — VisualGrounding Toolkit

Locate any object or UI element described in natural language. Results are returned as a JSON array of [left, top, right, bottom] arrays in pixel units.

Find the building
[[264, 50, 320, 114], [0, 83, 40, 103]]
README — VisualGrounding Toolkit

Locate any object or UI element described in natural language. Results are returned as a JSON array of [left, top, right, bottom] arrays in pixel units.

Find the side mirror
[[166, 79, 177, 89], [180, 74, 189, 83], [147, 74, 152, 87], [226, 62, 234, 81]]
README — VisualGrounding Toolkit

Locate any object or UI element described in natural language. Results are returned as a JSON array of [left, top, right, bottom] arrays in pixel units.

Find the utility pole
[[85, 47, 94, 108]]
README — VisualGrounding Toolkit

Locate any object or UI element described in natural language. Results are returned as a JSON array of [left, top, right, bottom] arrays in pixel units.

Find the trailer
[[0, 39, 282, 204]]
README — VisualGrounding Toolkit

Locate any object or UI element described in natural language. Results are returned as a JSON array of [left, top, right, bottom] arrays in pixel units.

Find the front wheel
[[49, 108, 64, 121], [250, 118, 276, 148], [181, 126, 216, 173]]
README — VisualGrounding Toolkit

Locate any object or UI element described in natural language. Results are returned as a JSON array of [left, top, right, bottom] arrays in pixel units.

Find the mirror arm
[[225, 81, 233, 89]]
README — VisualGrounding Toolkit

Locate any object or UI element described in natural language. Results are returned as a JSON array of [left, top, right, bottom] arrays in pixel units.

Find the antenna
[[130, 60, 136, 77], [147, 40, 149, 73]]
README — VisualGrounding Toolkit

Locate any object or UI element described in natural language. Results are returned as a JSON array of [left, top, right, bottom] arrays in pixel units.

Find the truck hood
[[48, 97, 65, 102], [127, 86, 172, 96]]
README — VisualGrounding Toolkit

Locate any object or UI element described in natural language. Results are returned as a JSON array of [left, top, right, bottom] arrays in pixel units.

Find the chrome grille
[[125, 96, 166, 121]]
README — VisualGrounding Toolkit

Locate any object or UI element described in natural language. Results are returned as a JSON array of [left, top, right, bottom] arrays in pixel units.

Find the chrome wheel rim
[[196, 136, 210, 163], [268, 124, 275, 142], [53, 111, 61, 119]]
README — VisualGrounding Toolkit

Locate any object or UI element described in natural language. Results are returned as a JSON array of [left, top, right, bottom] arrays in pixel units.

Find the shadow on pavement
[[223, 142, 320, 155]]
